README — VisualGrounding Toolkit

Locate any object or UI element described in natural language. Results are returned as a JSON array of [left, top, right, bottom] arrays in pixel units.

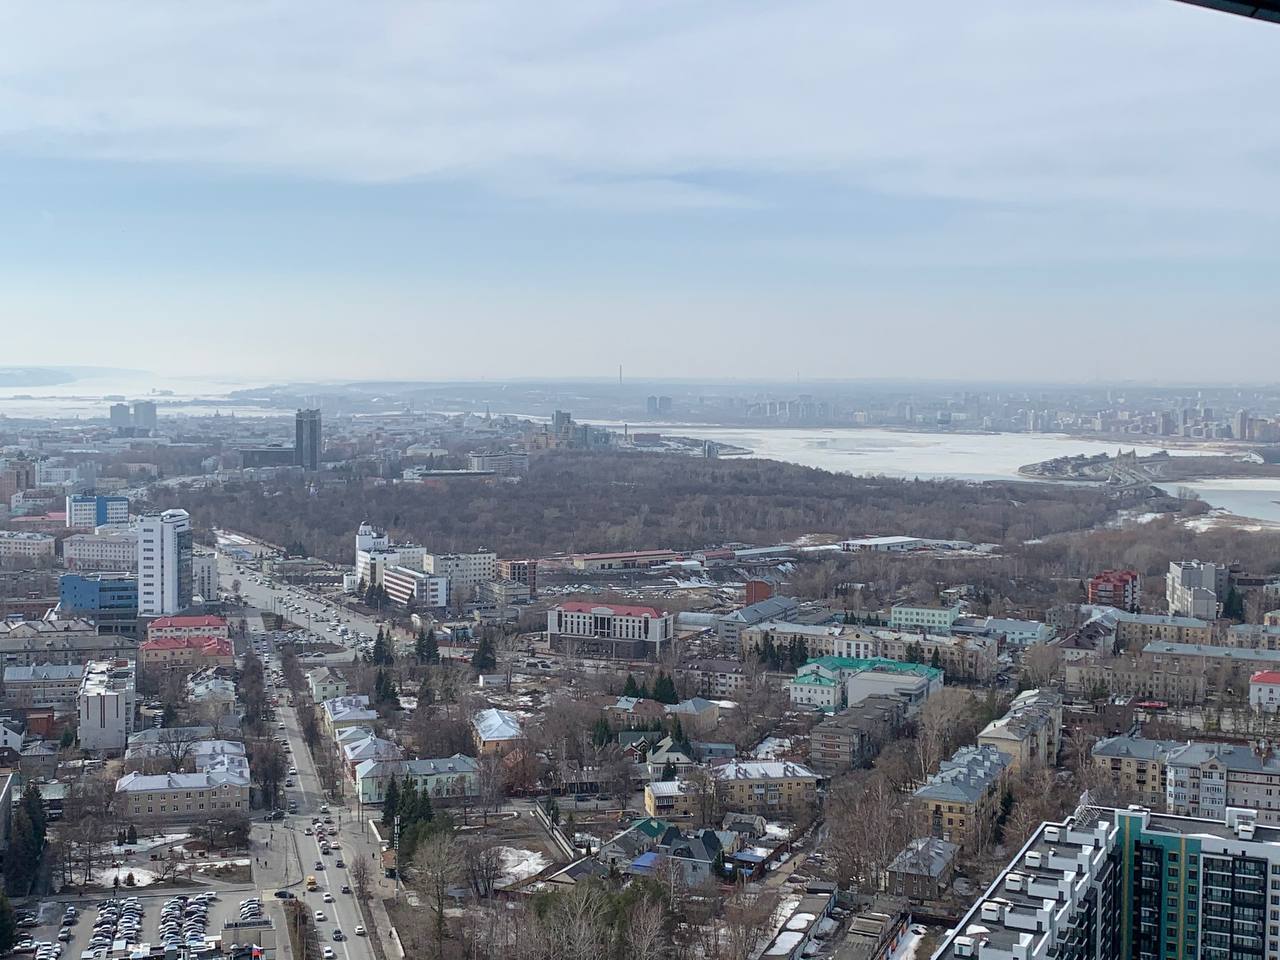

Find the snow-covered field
[[91, 866, 163, 888], [108, 833, 189, 855], [495, 847, 550, 887], [752, 737, 793, 760]]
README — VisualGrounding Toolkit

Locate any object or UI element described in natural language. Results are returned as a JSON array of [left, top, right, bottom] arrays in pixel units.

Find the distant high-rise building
[[1235, 409, 1251, 441], [646, 395, 659, 415], [295, 409, 321, 471], [137, 509, 193, 616], [109, 403, 131, 428], [132, 400, 157, 432]]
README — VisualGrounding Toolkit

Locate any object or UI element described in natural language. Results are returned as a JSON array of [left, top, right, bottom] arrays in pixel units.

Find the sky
[[1, 0, 1278, 384]]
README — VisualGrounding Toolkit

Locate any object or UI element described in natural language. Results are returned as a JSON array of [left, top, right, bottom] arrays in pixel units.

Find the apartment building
[[137, 509, 193, 617], [306, 668, 348, 703], [146, 615, 229, 642], [644, 780, 701, 821], [740, 622, 878, 661], [678, 659, 753, 699], [65, 495, 129, 528], [1089, 735, 1183, 811], [1065, 655, 1207, 704], [545, 602, 675, 659], [0, 531, 55, 564], [1166, 559, 1226, 619], [1166, 740, 1280, 827], [976, 689, 1063, 773], [912, 745, 1010, 851], [472, 708, 524, 756], [466, 451, 529, 475], [808, 694, 907, 775], [873, 631, 999, 682], [62, 530, 138, 572], [1086, 569, 1141, 610], [933, 806, 1280, 960], [1144, 642, 1280, 693], [711, 760, 820, 818], [78, 659, 137, 753], [1227, 624, 1280, 652], [138, 636, 234, 676], [1113, 612, 1215, 648], [321, 695, 376, 736], [115, 769, 250, 823], [423, 550, 496, 594], [0, 619, 136, 667], [2, 662, 86, 711], [495, 558, 538, 597]]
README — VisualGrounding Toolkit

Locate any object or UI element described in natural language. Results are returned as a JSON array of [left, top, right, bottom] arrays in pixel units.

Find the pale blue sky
[[1, 0, 1277, 382]]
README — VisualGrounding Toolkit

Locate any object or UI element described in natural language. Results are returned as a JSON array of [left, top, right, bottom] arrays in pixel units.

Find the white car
[[322, 949, 335, 959], [314, 911, 326, 923], [322, 893, 334, 903], [354, 926, 366, 936]]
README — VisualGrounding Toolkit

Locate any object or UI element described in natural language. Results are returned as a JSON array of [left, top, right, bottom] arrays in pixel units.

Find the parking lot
[[23, 891, 273, 959]]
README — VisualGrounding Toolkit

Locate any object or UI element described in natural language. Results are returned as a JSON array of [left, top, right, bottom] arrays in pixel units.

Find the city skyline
[[1, 1, 1277, 382]]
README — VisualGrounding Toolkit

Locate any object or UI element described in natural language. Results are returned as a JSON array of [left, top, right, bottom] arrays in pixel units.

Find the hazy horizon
[[2, 1, 1277, 382]]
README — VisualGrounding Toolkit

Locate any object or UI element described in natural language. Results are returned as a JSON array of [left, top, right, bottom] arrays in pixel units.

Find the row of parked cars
[[158, 892, 218, 951]]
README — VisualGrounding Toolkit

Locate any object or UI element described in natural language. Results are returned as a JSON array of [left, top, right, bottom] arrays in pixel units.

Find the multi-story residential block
[[62, 529, 138, 571], [711, 760, 820, 818], [545, 602, 675, 659], [932, 806, 1280, 960], [1226, 624, 1280, 651], [381, 565, 448, 608], [58, 572, 138, 634], [78, 658, 137, 753], [1065, 655, 1207, 704], [808, 694, 906, 774], [1112, 612, 1215, 647], [137, 509, 193, 616], [976, 689, 1063, 773], [740, 622, 877, 661], [644, 780, 700, 820], [0, 618, 136, 666], [887, 837, 958, 901], [2, 662, 86, 711], [306, 668, 348, 703], [138, 636, 234, 676], [321, 695, 376, 736], [115, 769, 250, 823], [0, 531, 55, 565], [340, 733, 402, 778], [1143, 641, 1280, 694], [353, 755, 479, 804], [1089, 735, 1182, 811], [952, 616, 1056, 649], [495, 558, 538, 597], [295, 408, 321, 471], [423, 550, 496, 595], [677, 659, 753, 699], [888, 602, 963, 632], [1086, 569, 1141, 610], [913, 745, 1010, 851], [466, 451, 528, 475], [873, 630, 998, 682], [1166, 559, 1226, 619], [146, 615, 228, 642], [64, 495, 129, 528], [1166, 740, 1280, 826], [192, 552, 217, 601]]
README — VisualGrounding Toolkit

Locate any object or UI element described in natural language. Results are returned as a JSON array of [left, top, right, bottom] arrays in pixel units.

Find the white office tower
[[192, 551, 218, 602], [355, 521, 388, 556], [138, 509, 193, 616]]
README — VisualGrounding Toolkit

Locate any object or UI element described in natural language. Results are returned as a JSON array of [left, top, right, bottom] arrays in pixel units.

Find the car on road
[[274, 890, 296, 899], [314, 911, 326, 923], [335, 859, 345, 868], [315, 860, 325, 870], [332, 929, 344, 941], [354, 925, 365, 936], [322, 893, 334, 903], [340, 884, 351, 894], [285, 778, 294, 786], [322, 949, 335, 959]]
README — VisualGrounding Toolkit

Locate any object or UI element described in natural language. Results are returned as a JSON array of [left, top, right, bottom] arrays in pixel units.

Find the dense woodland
[[168, 450, 1126, 561]]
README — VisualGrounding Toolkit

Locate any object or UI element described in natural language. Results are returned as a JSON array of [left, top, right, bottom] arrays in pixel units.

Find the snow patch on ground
[[889, 928, 924, 960], [495, 847, 550, 887], [763, 822, 791, 841], [108, 833, 189, 855], [92, 866, 162, 888]]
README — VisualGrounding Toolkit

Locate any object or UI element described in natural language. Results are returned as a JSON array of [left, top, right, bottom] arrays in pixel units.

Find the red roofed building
[[546, 602, 674, 659], [146, 615, 229, 643], [1250, 670, 1280, 713], [1086, 570, 1141, 612], [139, 636, 235, 675]]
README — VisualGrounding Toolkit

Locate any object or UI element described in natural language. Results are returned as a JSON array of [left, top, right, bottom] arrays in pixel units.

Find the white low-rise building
[[62, 530, 139, 571], [1251, 670, 1280, 713], [0, 531, 55, 564], [354, 755, 479, 804]]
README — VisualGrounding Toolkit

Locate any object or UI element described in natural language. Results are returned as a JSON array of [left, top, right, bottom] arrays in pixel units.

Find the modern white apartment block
[[65, 494, 129, 528], [381, 565, 448, 608], [78, 658, 137, 753], [192, 551, 218, 601], [1166, 559, 1226, 619], [424, 550, 497, 594], [62, 530, 139, 571], [888, 602, 964, 632], [137, 510, 193, 616]]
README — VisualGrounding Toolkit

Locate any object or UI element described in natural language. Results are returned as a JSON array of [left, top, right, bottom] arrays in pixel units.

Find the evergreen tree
[[127, 824, 138, 845], [382, 777, 400, 827], [670, 715, 685, 744], [19, 782, 45, 848], [59, 727, 74, 749], [415, 629, 428, 664], [398, 780, 420, 825], [418, 788, 434, 823], [621, 674, 641, 698], [930, 648, 942, 670], [472, 635, 497, 673], [371, 630, 388, 666], [418, 675, 435, 708], [652, 671, 678, 704], [661, 762, 677, 782], [592, 717, 613, 747], [424, 628, 439, 663], [0, 891, 15, 954], [6, 810, 37, 895]]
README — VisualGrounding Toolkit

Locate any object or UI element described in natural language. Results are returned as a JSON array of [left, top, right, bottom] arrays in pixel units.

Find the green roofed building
[[787, 656, 943, 713]]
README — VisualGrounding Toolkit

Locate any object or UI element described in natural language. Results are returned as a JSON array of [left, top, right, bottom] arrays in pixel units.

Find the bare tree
[[627, 898, 667, 960], [412, 832, 461, 959], [475, 753, 505, 826], [463, 839, 502, 899], [349, 855, 372, 900]]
